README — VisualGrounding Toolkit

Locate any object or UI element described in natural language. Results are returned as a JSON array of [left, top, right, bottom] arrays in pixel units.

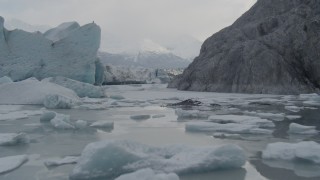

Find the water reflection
[[180, 168, 246, 180]]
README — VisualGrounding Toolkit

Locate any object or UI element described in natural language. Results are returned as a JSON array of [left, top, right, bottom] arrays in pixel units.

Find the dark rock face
[[169, 0, 320, 94]]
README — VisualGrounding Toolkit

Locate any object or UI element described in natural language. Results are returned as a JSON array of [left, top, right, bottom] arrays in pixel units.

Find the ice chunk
[[0, 76, 12, 85], [115, 168, 180, 180], [152, 114, 166, 118], [45, 77, 105, 98], [0, 78, 79, 105], [285, 106, 303, 113], [213, 133, 243, 140], [175, 109, 209, 119], [0, 133, 30, 146], [75, 120, 88, 129], [288, 123, 318, 135], [285, 115, 301, 120], [243, 111, 285, 121], [74, 104, 108, 110], [0, 155, 28, 174], [50, 113, 74, 129], [303, 101, 320, 107], [130, 115, 151, 121], [40, 111, 57, 122], [44, 156, 79, 167], [90, 121, 114, 129], [70, 140, 246, 180], [44, 94, 76, 109], [208, 115, 275, 128], [186, 122, 273, 134], [262, 141, 320, 164]]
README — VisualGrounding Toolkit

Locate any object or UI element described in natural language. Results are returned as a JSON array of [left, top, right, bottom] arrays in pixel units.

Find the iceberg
[[0, 78, 79, 106], [243, 111, 285, 121], [44, 94, 77, 109], [0, 133, 30, 146], [208, 115, 275, 128], [186, 122, 273, 134], [0, 76, 12, 85], [262, 141, 320, 164], [115, 168, 180, 180], [50, 113, 74, 129], [75, 120, 88, 129], [70, 140, 246, 180], [0, 155, 28, 174], [0, 16, 103, 84], [40, 111, 57, 122], [288, 123, 318, 135], [44, 77, 105, 98]]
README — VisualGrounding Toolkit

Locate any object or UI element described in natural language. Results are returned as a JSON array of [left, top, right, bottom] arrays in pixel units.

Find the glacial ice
[[44, 22, 80, 42], [0, 133, 30, 146], [70, 140, 246, 180], [288, 123, 318, 135], [0, 155, 28, 174], [89, 121, 114, 129], [285, 106, 303, 113], [50, 113, 74, 129], [115, 168, 180, 180], [208, 115, 275, 128], [0, 76, 12, 85], [40, 111, 57, 122], [186, 122, 273, 134], [44, 156, 79, 167], [75, 120, 88, 129], [243, 111, 285, 121], [0, 78, 79, 106], [175, 109, 209, 119], [44, 77, 105, 98], [262, 141, 320, 164], [44, 94, 77, 109]]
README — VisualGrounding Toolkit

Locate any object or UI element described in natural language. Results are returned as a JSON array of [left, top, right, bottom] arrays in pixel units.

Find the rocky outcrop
[[0, 17, 103, 84], [169, 0, 320, 94]]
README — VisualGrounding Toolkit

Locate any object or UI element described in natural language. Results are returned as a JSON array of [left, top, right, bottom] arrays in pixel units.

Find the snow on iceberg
[[175, 109, 209, 119], [0, 133, 30, 146], [115, 168, 180, 180], [0, 76, 12, 85], [0, 78, 79, 106], [44, 77, 105, 98], [186, 122, 273, 134], [208, 115, 275, 128], [70, 140, 246, 180], [262, 141, 320, 164], [44, 156, 79, 167], [0, 155, 28, 174], [288, 123, 318, 135]]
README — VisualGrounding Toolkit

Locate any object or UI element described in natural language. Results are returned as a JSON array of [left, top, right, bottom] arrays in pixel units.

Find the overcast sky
[[0, 0, 256, 53]]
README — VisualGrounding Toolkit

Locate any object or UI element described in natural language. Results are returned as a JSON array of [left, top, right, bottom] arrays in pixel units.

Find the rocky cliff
[[0, 17, 103, 84], [169, 0, 320, 94]]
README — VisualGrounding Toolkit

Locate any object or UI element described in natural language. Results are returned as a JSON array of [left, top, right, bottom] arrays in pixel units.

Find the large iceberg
[[115, 168, 180, 180], [70, 140, 246, 180], [0, 16, 103, 84], [0, 78, 79, 106]]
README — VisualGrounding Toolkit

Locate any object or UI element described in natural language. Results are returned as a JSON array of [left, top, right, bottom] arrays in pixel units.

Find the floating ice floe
[[44, 94, 77, 109], [115, 168, 180, 180], [243, 111, 285, 121], [285, 115, 301, 120], [44, 77, 105, 98], [50, 113, 74, 129], [44, 156, 79, 167], [262, 141, 320, 164], [75, 120, 88, 129], [0, 110, 43, 121], [0, 78, 79, 106], [0, 76, 13, 85], [0, 155, 28, 174], [175, 109, 209, 119], [152, 114, 166, 118], [288, 123, 318, 135], [186, 122, 273, 134], [70, 140, 246, 180], [74, 104, 108, 110], [130, 115, 151, 121], [90, 121, 114, 129], [208, 115, 275, 128], [285, 106, 303, 113], [0, 133, 30, 146], [40, 111, 57, 122]]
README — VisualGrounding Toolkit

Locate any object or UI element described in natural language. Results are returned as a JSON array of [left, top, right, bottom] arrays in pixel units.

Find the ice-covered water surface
[[0, 84, 320, 180]]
